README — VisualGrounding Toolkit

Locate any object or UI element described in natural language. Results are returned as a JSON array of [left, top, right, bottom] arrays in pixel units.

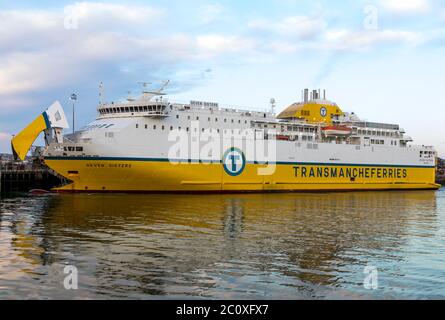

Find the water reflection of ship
[[5, 191, 438, 297]]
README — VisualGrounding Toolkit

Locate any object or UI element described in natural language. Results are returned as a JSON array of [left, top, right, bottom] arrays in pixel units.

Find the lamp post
[[70, 93, 77, 134]]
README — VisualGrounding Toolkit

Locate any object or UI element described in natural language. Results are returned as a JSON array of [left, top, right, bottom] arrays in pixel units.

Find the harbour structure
[[10, 86, 440, 192], [0, 152, 65, 193]]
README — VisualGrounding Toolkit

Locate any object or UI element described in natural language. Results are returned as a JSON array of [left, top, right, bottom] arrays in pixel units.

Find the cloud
[[63, 2, 164, 30], [380, 0, 430, 15], [0, 2, 257, 114], [198, 3, 225, 24], [0, 132, 12, 153], [248, 16, 326, 40], [196, 34, 256, 56], [0, 132, 11, 140], [323, 29, 423, 51]]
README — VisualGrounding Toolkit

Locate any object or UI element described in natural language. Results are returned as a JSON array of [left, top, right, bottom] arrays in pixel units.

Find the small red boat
[[321, 125, 352, 136], [276, 134, 290, 141], [29, 189, 52, 195]]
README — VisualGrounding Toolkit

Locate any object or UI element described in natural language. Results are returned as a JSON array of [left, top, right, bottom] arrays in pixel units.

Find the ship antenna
[[158, 80, 170, 93], [126, 90, 136, 102], [99, 81, 104, 105], [69, 93, 77, 134], [137, 81, 152, 93], [270, 98, 276, 115]]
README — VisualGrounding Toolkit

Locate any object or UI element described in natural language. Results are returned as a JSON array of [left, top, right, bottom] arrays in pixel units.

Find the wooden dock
[[0, 168, 66, 193]]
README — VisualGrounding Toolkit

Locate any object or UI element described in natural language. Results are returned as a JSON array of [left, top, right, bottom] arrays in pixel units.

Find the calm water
[[0, 189, 444, 299]]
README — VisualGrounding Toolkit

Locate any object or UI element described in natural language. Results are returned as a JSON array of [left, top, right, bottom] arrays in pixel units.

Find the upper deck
[[85, 86, 435, 154]]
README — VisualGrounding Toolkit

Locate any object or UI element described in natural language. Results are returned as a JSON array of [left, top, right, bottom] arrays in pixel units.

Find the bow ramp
[[11, 101, 69, 161]]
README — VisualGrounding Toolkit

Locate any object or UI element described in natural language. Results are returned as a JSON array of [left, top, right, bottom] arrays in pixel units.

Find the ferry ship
[[11, 85, 440, 192]]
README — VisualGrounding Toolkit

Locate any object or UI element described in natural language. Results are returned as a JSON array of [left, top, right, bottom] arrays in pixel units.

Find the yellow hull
[[44, 157, 441, 192]]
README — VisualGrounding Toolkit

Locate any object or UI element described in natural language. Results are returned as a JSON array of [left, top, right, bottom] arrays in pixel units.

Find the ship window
[[186, 127, 189, 132], [162, 125, 165, 130], [145, 124, 148, 129], [178, 127, 181, 131], [170, 126, 173, 130], [125, 107, 129, 112], [153, 125, 156, 130], [208, 117, 211, 121], [215, 118, 218, 122], [188, 116, 191, 120], [176, 115, 179, 119], [232, 119, 234, 123], [196, 117, 199, 120], [144, 106, 148, 112], [136, 124, 139, 128], [239, 120, 241, 124], [130, 107, 134, 112]]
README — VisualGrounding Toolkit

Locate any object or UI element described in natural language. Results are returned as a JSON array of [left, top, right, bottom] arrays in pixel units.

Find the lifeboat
[[322, 125, 352, 136], [275, 134, 290, 141]]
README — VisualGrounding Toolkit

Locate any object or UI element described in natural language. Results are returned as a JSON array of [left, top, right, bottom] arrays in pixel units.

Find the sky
[[1, 0, 445, 156]]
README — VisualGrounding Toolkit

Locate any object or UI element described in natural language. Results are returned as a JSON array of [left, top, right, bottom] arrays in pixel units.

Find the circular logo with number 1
[[223, 148, 246, 176]]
